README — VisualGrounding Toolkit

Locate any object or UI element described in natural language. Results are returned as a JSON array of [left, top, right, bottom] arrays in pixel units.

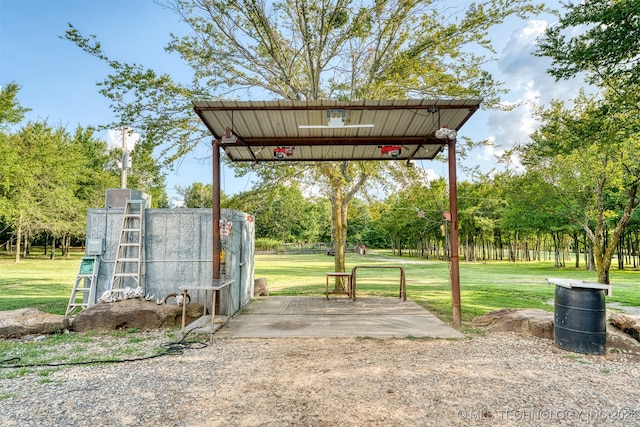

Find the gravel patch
[[1, 332, 639, 426]]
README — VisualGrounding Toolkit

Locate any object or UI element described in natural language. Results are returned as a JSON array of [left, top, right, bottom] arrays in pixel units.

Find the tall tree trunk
[[15, 213, 22, 264], [22, 229, 29, 258], [325, 165, 368, 292], [588, 183, 640, 284]]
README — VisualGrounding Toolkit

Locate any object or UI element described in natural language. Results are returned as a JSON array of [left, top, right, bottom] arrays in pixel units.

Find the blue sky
[[1, 0, 582, 203]]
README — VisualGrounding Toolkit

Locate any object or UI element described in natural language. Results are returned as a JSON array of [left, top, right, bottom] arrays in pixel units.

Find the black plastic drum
[[554, 285, 606, 355]]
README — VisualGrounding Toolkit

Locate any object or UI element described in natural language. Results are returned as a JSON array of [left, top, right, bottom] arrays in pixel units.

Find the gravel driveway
[[1, 331, 639, 426]]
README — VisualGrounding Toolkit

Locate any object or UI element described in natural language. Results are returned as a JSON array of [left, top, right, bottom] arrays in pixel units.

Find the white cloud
[[499, 20, 550, 92], [476, 143, 500, 162], [477, 18, 590, 170]]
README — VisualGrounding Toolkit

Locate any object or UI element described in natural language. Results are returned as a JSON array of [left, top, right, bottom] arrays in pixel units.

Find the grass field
[[2, 248, 638, 325]]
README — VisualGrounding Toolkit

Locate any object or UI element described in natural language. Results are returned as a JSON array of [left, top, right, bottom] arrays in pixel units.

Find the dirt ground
[[3, 331, 639, 426]]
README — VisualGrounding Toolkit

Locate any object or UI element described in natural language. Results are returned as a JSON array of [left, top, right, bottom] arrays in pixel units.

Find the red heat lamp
[[380, 145, 402, 159], [273, 146, 294, 159]]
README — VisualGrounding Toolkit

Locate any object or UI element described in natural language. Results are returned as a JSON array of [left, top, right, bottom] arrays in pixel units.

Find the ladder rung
[[107, 200, 144, 307]]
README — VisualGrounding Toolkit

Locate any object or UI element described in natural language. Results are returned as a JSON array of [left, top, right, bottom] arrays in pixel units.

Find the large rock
[[72, 299, 204, 332], [0, 308, 69, 337], [472, 308, 554, 339], [254, 278, 269, 296], [609, 313, 640, 343], [606, 324, 640, 351], [609, 312, 637, 330]]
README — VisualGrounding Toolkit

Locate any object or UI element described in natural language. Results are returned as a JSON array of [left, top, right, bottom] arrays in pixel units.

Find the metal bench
[[350, 265, 406, 302]]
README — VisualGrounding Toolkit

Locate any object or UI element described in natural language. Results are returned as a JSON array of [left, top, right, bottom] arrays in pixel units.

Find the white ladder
[[66, 256, 100, 317], [109, 199, 145, 296]]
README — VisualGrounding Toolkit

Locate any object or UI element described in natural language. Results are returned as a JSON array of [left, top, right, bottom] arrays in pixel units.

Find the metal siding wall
[[85, 208, 254, 316]]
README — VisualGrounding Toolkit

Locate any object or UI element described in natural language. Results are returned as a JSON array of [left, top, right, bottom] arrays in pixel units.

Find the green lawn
[[1, 249, 639, 326], [0, 251, 85, 315], [256, 250, 640, 325]]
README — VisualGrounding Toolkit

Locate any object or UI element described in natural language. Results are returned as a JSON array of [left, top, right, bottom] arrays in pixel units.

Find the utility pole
[[120, 127, 131, 189]]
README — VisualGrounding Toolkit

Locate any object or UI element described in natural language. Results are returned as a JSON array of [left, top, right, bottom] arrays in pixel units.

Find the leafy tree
[[533, 0, 640, 283], [0, 82, 30, 129], [225, 184, 314, 241], [0, 83, 30, 248], [373, 174, 449, 258], [346, 198, 371, 245], [299, 196, 332, 244], [357, 199, 389, 249], [64, 0, 543, 284], [72, 126, 121, 209], [176, 182, 229, 208], [522, 89, 640, 284], [497, 171, 576, 264], [536, 0, 640, 89], [0, 119, 125, 260], [1, 123, 85, 262], [457, 178, 504, 262]]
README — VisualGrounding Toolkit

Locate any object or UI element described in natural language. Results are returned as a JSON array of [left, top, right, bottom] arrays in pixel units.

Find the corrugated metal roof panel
[[193, 99, 481, 162]]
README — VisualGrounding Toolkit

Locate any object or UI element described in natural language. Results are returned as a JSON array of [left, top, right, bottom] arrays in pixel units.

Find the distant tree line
[[177, 169, 640, 275], [0, 83, 169, 262]]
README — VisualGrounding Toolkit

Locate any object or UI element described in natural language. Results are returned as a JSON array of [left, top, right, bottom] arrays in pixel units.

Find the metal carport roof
[[193, 99, 481, 162]]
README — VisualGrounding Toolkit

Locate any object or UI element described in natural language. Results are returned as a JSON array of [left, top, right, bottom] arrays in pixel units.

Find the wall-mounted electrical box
[[86, 238, 104, 256]]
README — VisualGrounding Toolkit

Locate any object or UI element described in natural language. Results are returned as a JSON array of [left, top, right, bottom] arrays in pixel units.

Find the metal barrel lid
[[546, 278, 612, 295]]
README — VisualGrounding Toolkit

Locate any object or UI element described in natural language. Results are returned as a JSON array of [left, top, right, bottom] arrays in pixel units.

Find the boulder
[[472, 308, 554, 339], [627, 325, 640, 342], [608, 313, 640, 343], [606, 324, 640, 351], [254, 278, 269, 297], [609, 312, 637, 330], [72, 299, 204, 332], [0, 307, 69, 337]]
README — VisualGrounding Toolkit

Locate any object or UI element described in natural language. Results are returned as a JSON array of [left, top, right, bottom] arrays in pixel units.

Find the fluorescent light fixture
[[299, 109, 374, 129], [299, 124, 374, 129]]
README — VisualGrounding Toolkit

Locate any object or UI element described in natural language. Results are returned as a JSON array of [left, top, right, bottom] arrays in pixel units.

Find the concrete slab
[[214, 296, 464, 339]]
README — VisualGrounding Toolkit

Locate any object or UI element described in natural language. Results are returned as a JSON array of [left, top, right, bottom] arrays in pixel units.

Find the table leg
[[181, 289, 188, 332], [211, 289, 216, 328], [210, 289, 218, 345], [326, 275, 329, 300], [352, 275, 357, 301]]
